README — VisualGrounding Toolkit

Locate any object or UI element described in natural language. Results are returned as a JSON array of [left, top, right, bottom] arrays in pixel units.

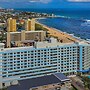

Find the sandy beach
[[37, 21, 80, 43]]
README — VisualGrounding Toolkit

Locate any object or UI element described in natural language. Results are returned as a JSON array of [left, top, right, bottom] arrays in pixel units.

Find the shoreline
[[36, 20, 81, 43]]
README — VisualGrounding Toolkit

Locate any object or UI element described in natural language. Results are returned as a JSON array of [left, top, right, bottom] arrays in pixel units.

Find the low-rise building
[[8, 73, 71, 90], [7, 30, 46, 47]]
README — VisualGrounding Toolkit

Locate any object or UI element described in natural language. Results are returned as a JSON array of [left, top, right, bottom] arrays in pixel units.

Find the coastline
[[36, 20, 80, 43]]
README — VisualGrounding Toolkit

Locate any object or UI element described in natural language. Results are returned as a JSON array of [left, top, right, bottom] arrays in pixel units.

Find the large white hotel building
[[0, 38, 90, 88]]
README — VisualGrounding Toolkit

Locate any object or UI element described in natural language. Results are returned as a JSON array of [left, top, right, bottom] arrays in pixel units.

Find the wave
[[81, 19, 90, 26], [85, 19, 90, 22]]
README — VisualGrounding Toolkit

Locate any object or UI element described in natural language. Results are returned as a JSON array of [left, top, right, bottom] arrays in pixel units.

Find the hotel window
[[31, 65, 33, 67], [17, 55, 20, 57], [61, 70, 63, 72], [10, 53, 13, 55], [24, 51, 27, 53], [24, 54, 27, 56], [24, 66, 27, 68], [17, 52, 20, 54], [38, 50, 40, 52]]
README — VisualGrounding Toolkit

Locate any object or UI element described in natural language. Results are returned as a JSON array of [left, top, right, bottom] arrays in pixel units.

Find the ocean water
[[16, 9, 90, 39], [38, 17, 90, 39]]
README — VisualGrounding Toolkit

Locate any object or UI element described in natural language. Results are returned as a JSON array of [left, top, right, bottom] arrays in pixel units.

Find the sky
[[0, 0, 90, 9]]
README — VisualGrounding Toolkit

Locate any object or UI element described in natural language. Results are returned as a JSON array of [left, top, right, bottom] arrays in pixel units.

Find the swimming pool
[[88, 76, 90, 79]]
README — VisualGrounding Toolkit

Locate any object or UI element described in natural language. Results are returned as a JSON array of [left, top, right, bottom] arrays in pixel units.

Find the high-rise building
[[7, 18, 17, 32], [0, 38, 90, 89], [25, 19, 35, 31]]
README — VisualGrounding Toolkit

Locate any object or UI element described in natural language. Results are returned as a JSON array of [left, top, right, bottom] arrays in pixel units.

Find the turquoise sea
[[16, 9, 90, 39]]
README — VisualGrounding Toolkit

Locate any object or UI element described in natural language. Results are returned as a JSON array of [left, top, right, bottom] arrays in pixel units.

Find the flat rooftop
[[8, 73, 70, 90], [1, 42, 77, 52], [7, 30, 45, 34], [1, 40, 90, 52]]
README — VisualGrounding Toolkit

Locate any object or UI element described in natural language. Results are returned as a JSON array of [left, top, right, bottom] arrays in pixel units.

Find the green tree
[[82, 76, 90, 89]]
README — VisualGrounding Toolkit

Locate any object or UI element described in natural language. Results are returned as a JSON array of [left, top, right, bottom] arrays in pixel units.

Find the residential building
[[7, 18, 16, 32], [25, 19, 35, 31]]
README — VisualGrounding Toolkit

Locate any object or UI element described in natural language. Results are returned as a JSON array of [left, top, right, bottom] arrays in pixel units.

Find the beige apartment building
[[7, 30, 46, 47], [25, 19, 35, 31], [7, 18, 17, 32]]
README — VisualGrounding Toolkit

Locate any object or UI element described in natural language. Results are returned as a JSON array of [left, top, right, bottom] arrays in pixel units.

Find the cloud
[[29, 0, 39, 3], [68, 0, 90, 2], [29, 0, 52, 3], [0, 0, 52, 3], [40, 0, 52, 3]]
